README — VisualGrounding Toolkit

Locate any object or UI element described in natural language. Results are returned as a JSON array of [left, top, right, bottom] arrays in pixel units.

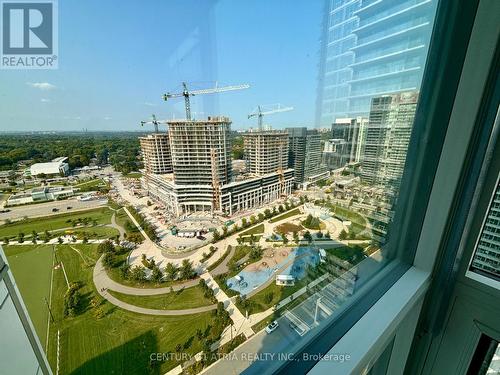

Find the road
[[0, 198, 107, 222]]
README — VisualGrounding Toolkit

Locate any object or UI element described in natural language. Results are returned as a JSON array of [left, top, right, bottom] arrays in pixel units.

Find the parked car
[[265, 321, 279, 334], [52, 208, 59, 212], [66, 206, 72, 210]]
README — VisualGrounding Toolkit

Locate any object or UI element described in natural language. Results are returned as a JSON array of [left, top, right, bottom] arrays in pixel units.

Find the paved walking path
[[110, 212, 126, 240], [93, 256, 216, 315], [201, 273, 255, 347], [123, 206, 152, 242]]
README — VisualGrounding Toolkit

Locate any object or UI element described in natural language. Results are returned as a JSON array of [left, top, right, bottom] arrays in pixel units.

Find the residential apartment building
[[316, 0, 436, 126], [168, 117, 232, 186], [139, 133, 173, 174], [243, 131, 289, 176], [361, 91, 418, 189], [325, 117, 368, 169], [287, 127, 329, 188], [470, 179, 500, 279]]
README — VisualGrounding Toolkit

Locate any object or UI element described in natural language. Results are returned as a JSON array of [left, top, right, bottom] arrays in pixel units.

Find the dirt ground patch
[[245, 247, 293, 272], [275, 222, 303, 233]]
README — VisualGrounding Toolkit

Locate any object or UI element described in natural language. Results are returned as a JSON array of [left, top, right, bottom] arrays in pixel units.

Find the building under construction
[[141, 117, 295, 217], [243, 130, 289, 175], [139, 133, 173, 174]]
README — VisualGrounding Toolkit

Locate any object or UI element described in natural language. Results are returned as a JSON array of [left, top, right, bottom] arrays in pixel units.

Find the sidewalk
[[201, 273, 255, 348]]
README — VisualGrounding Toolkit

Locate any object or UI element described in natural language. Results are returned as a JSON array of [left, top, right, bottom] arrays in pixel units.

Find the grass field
[[44, 244, 216, 374], [0, 207, 113, 238], [242, 277, 310, 315], [4, 245, 54, 343], [108, 286, 214, 310], [61, 226, 120, 239], [269, 208, 301, 223], [238, 224, 264, 237]]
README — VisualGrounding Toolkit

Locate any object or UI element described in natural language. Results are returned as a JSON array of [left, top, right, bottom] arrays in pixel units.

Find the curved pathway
[[93, 256, 216, 315], [109, 212, 126, 240]]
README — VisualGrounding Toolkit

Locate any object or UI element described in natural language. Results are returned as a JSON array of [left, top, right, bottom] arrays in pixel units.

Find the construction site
[[139, 82, 326, 218]]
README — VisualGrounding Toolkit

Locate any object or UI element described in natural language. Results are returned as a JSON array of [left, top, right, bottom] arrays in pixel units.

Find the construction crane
[[140, 114, 168, 133], [162, 82, 250, 120], [248, 104, 294, 131]]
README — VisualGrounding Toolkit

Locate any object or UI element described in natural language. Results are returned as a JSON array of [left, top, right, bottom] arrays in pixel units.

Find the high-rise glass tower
[[316, 0, 436, 127]]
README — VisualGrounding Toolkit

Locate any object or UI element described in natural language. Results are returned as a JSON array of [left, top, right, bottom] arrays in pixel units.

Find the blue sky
[[0, 0, 324, 131]]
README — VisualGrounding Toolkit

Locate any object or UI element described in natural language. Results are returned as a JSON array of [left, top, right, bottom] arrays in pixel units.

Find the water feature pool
[[226, 247, 320, 296]]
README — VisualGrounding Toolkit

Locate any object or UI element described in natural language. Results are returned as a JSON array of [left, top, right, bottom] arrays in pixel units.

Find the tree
[[130, 266, 146, 282], [278, 205, 285, 213], [180, 259, 195, 280], [241, 218, 247, 227], [82, 235, 88, 244], [102, 252, 114, 269], [196, 328, 203, 340], [3, 237, 9, 245], [264, 208, 271, 219], [97, 240, 114, 254], [212, 229, 220, 243], [249, 245, 263, 261], [58, 237, 63, 244], [151, 266, 163, 283], [339, 229, 347, 240], [293, 231, 299, 243], [317, 231, 323, 239], [17, 232, 24, 243], [119, 263, 130, 279], [303, 231, 312, 244], [164, 262, 178, 281], [282, 233, 289, 245]]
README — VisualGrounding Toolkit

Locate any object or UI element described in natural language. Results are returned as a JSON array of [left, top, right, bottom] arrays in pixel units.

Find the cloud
[[40, 98, 51, 103], [27, 82, 56, 90], [104, 116, 112, 120], [144, 102, 156, 107]]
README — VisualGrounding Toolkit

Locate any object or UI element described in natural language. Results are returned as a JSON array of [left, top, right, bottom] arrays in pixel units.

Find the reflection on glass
[[469, 175, 500, 283]]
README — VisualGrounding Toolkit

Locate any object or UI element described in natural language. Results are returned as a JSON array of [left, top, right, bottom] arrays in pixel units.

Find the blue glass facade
[[316, 0, 437, 126]]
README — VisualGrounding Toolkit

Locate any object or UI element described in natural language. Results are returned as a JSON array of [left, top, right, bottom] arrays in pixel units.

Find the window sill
[[308, 266, 430, 375]]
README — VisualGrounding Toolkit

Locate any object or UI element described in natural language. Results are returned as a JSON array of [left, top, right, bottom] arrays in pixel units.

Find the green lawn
[[239, 224, 264, 237], [61, 226, 120, 239], [243, 277, 310, 315], [207, 246, 231, 272], [0, 207, 113, 238], [327, 246, 365, 265], [73, 179, 106, 192], [328, 204, 367, 232], [228, 245, 250, 268], [4, 245, 54, 343], [269, 208, 301, 223], [46, 244, 216, 374], [108, 286, 214, 310]]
